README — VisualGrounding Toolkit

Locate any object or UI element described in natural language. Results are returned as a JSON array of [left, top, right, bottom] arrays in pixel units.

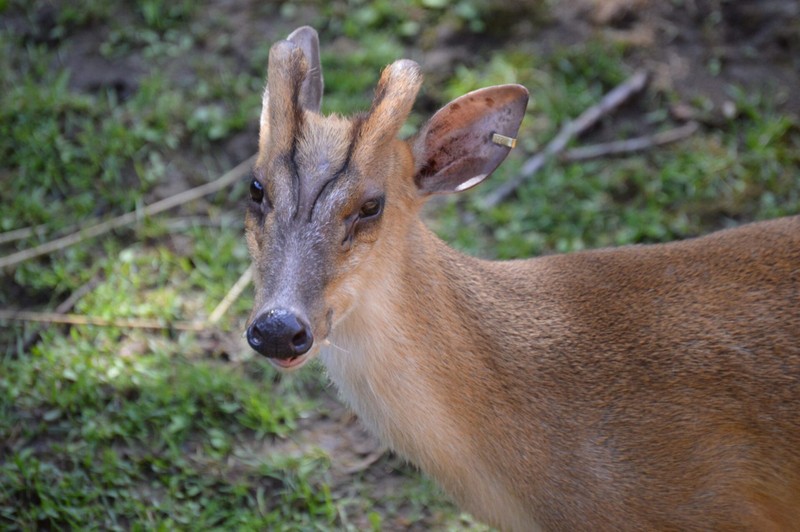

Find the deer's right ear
[[412, 85, 528, 195]]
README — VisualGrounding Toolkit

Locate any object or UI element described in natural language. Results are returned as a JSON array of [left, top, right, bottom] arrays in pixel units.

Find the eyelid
[[359, 196, 384, 218], [249, 177, 273, 212], [251, 178, 263, 194]]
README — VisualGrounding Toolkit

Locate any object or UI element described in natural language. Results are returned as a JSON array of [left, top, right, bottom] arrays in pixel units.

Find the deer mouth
[[265, 347, 318, 371], [266, 352, 310, 371]]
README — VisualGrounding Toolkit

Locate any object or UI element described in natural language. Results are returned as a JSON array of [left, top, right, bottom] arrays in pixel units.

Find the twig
[[3, 263, 255, 337], [5, 263, 254, 337], [337, 446, 389, 475], [20, 276, 102, 353], [0, 309, 206, 332], [0, 222, 84, 246], [561, 121, 699, 162], [0, 155, 256, 271], [0, 225, 47, 246], [208, 265, 253, 324], [160, 214, 243, 232], [481, 70, 649, 208]]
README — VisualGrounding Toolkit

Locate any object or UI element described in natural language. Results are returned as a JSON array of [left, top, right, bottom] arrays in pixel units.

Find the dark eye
[[250, 179, 264, 203], [359, 198, 383, 219]]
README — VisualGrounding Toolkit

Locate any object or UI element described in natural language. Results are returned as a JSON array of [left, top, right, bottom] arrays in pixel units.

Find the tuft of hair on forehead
[[358, 59, 423, 151], [260, 40, 308, 156]]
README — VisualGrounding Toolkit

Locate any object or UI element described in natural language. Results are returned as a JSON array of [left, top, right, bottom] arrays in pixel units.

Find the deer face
[[244, 28, 422, 370], [244, 112, 418, 369]]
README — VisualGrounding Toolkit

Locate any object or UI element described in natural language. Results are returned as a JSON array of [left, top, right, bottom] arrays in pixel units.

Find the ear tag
[[491, 133, 517, 149]]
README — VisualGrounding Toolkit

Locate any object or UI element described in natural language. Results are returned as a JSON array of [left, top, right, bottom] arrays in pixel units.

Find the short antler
[[259, 27, 324, 154], [286, 26, 323, 112], [357, 59, 423, 153]]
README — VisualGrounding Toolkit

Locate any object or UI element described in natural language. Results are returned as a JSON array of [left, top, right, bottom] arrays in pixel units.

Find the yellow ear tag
[[491, 133, 517, 149]]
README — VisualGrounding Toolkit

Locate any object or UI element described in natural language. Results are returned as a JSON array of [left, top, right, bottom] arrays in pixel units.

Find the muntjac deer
[[244, 26, 800, 531]]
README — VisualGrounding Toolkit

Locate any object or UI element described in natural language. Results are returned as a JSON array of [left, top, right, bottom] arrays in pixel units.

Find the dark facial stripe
[[289, 138, 301, 220], [369, 78, 389, 115], [308, 116, 364, 222], [289, 61, 306, 221]]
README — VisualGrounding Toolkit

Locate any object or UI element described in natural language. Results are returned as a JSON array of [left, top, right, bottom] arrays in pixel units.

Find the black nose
[[247, 309, 313, 359]]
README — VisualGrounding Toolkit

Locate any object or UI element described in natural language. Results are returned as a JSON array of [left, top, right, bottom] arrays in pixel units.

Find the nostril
[[291, 328, 312, 354], [246, 323, 264, 348]]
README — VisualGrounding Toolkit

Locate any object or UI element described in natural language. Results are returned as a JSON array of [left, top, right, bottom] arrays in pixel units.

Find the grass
[[1, 0, 799, 529], [432, 44, 800, 257]]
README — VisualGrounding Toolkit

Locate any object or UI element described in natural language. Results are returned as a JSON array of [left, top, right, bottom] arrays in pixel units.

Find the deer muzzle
[[247, 308, 314, 366]]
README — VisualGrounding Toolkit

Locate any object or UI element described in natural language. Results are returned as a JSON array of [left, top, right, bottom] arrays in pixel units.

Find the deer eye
[[250, 179, 264, 203], [359, 198, 383, 219]]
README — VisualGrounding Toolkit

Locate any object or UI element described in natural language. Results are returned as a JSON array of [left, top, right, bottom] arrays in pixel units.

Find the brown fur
[[324, 188, 800, 531], [247, 29, 800, 532]]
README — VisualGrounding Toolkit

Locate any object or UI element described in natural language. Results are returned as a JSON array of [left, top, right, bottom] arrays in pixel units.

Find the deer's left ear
[[412, 85, 528, 195]]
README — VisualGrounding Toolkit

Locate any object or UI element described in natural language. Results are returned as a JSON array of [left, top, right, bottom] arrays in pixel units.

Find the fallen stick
[[5, 264, 254, 336], [208, 265, 253, 324], [160, 214, 243, 232], [481, 70, 649, 209], [20, 276, 102, 353], [0, 155, 256, 271], [0, 225, 47, 246], [337, 446, 389, 475], [0, 309, 206, 332], [4, 261, 254, 338], [561, 121, 699, 162]]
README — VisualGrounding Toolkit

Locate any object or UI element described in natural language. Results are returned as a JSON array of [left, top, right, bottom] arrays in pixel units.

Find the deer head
[[245, 26, 528, 369]]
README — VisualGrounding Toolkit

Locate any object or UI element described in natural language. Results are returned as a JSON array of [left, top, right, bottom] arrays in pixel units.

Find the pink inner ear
[[419, 154, 488, 192], [414, 85, 529, 195]]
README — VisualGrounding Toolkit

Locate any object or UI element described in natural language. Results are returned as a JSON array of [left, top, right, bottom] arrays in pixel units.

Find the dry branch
[[2, 264, 255, 334], [208, 265, 253, 324], [0, 225, 47, 246], [3, 265, 255, 335], [562, 121, 699, 162], [337, 446, 389, 475], [481, 70, 649, 209], [0, 309, 206, 332], [0, 155, 256, 271], [20, 276, 102, 353]]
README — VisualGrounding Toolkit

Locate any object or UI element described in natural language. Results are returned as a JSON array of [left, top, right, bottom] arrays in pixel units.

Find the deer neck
[[323, 218, 482, 435], [321, 219, 534, 528]]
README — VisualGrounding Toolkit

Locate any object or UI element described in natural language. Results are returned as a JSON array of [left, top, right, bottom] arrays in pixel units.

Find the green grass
[[432, 44, 800, 257], [1, 0, 799, 529], [1, 335, 315, 528]]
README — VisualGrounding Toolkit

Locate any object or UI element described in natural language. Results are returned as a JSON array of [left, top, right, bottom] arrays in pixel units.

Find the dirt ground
[[557, 0, 800, 114]]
